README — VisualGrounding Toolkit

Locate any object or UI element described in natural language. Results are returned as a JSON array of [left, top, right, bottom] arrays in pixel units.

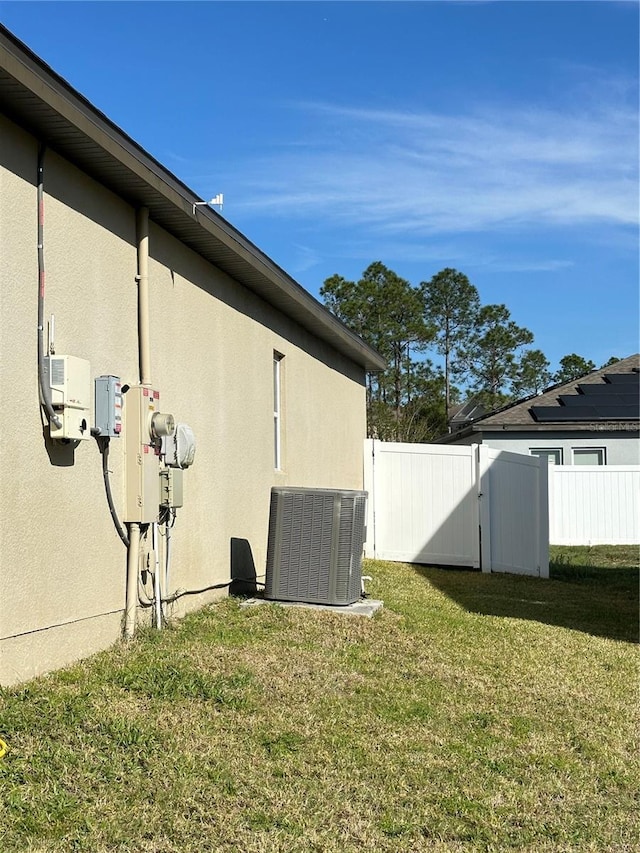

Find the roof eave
[[440, 422, 639, 440]]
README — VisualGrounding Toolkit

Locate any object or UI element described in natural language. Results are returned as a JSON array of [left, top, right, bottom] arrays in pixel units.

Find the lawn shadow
[[410, 562, 639, 644]]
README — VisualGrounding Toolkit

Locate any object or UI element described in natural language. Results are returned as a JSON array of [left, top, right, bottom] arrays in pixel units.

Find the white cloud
[[228, 96, 638, 236], [472, 258, 575, 274], [310, 237, 573, 275], [289, 243, 321, 273]]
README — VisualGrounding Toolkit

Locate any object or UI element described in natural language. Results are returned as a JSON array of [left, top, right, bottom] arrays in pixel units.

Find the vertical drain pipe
[[124, 206, 152, 639], [136, 207, 151, 388]]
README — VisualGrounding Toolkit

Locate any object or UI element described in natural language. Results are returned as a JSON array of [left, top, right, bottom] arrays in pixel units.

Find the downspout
[[36, 144, 62, 430], [124, 206, 151, 639]]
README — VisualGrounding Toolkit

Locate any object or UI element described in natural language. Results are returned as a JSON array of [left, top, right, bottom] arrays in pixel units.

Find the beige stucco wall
[[0, 115, 367, 685]]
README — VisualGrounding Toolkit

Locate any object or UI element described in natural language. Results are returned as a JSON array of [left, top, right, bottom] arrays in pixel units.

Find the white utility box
[[43, 355, 91, 441], [124, 386, 174, 523]]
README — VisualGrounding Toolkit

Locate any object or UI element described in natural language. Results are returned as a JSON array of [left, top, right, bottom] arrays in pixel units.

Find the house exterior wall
[[0, 115, 367, 685], [445, 430, 639, 466]]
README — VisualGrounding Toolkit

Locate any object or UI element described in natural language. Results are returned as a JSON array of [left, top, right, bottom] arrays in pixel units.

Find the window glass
[[573, 448, 605, 465], [530, 448, 562, 465]]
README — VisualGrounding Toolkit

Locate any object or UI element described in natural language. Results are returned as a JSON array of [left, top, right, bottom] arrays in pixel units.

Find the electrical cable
[[138, 585, 154, 606], [161, 580, 235, 605], [137, 538, 157, 607], [136, 578, 267, 608], [136, 581, 234, 608], [158, 505, 175, 528], [98, 437, 129, 547], [163, 578, 266, 604]]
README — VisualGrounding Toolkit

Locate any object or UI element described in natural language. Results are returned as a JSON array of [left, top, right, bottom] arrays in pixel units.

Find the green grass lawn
[[1, 547, 638, 852]]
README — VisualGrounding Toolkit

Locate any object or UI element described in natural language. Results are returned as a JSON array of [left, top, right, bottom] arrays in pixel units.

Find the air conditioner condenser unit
[[265, 487, 367, 606]]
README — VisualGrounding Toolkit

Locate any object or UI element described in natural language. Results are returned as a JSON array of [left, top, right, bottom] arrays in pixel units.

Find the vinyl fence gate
[[363, 439, 549, 577]]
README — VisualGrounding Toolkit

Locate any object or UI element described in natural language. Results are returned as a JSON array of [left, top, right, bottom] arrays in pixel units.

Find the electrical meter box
[[43, 355, 91, 441], [94, 375, 122, 437], [124, 386, 164, 523]]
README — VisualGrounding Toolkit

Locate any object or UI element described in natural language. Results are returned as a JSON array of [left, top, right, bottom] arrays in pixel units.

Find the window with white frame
[[530, 448, 563, 465], [572, 447, 605, 465], [273, 352, 283, 470]]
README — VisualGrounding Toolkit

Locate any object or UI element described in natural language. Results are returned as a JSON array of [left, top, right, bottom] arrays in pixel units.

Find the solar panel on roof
[[531, 404, 639, 422], [559, 392, 638, 408], [604, 374, 639, 385], [577, 382, 639, 396], [450, 400, 487, 423]]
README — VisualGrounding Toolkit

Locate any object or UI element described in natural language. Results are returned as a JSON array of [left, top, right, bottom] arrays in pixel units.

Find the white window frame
[[273, 352, 283, 470], [571, 447, 606, 466], [529, 448, 563, 465]]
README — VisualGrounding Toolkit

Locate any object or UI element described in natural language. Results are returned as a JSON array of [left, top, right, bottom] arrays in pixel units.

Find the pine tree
[[421, 268, 480, 422]]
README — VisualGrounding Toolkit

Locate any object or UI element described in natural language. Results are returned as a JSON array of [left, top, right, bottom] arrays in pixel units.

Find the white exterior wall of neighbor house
[[0, 115, 367, 685], [446, 431, 639, 466]]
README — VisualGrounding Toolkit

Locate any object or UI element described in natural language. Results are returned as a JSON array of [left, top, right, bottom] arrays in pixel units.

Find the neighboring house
[[438, 354, 640, 465], [0, 28, 385, 685]]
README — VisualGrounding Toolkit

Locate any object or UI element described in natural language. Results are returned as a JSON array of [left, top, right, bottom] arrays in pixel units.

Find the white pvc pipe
[[124, 523, 141, 638], [152, 522, 162, 630], [136, 206, 151, 387]]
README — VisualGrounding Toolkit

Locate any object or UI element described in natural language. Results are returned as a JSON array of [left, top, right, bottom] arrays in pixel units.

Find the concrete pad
[[240, 597, 383, 618]]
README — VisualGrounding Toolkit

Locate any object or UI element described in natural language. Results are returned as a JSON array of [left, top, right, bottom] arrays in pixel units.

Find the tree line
[[321, 263, 617, 442]]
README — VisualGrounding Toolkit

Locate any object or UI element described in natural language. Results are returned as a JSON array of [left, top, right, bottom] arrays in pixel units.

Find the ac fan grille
[[265, 488, 367, 606]]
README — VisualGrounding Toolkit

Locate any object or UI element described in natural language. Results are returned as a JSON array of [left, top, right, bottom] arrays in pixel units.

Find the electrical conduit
[[136, 206, 151, 388], [152, 522, 162, 629], [36, 144, 61, 430], [124, 206, 151, 639]]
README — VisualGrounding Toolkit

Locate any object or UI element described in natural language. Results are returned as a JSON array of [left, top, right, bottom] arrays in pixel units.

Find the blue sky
[[2, 1, 638, 371]]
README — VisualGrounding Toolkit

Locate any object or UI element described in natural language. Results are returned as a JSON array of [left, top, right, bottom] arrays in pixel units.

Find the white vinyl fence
[[549, 465, 640, 545], [364, 440, 549, 577], [478, 447, 549, 575]]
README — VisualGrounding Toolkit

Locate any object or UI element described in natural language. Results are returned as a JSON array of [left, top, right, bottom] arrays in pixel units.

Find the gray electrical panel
[[94, 375, 122, 437]]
